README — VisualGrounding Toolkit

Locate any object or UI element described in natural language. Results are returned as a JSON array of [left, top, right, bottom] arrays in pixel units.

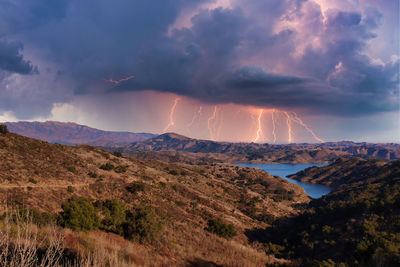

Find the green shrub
[[28, 178, 37, 184], [0, 124, 8, 134], [113, 151, 122, 157], [322, 225, 333, 235], [67, 185, 74, 193], [66, 166, 76, 173], [257, 213, 276, 224], [168, 170, 178, 176], [205, 218, 237, 238], [176, 201, 185, 207], [59, 197, 100, 232], [264, 242, 285, 257], [126, 181, 145, 194], [272, 189, 295, 201], [98, 199, 127, 235], [88, 172, 97, 178], [115, 165, 128, 173], [100, 163, 114, 171], [8, 206, 57, 227], [29, 208, 57, 227], [122, 206, 161, 243]]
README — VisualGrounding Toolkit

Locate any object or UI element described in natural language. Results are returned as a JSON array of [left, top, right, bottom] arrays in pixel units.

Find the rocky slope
[[0, 129, 309, 266], [3, 121, 155, 146]]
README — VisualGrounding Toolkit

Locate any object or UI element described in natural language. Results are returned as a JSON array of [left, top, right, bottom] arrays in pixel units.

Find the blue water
[[237, 163, 331, 198]]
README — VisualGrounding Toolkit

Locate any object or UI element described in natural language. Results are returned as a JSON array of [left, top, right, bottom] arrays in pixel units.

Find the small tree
[[100, 162, 114, 171], [113, 151, 122, 157], [126, 181, 145, 194], [122, 206, 161, 243], [205, 218, 237, 238], [0, 124, 8, 134], [99, 199, 127, 235], [59, 197, 100, 232]]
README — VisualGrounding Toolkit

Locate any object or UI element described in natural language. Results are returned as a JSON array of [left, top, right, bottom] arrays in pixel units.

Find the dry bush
[[0, 207, 63, 267], [62, 230, 169, 266]]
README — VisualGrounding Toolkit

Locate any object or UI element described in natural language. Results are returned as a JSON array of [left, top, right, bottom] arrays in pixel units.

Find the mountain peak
[[157, 132, 191, 141]]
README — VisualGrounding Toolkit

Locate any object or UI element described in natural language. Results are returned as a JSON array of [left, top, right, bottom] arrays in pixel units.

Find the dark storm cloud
[[111, 3, 398, 116], [0, 0, 398, 118], [227, 67, 308, 89], [0, 40, 38, 74]]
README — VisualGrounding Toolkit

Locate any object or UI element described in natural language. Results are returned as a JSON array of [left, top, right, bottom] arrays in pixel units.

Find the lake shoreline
[[236, 163, 331, 198]]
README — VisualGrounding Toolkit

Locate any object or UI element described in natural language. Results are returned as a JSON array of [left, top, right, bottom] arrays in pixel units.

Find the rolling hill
[[257, 158, 400, 266], [288, 157, 400, 190], [3, 121, 156, 146], [0, 128, 308, 266], [1, 125, 399, 266]]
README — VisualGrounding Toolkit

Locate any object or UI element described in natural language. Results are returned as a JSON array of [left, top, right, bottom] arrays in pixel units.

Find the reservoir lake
[[237, 163, 331, 198]]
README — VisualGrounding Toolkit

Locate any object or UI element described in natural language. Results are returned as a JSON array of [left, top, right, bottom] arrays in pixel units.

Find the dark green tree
[[99, 199, 127, 235], [122, 206, 161, 243], [59, 197, 100, 232], [0, 124, 8, 134], [205, 218, 237, 238]]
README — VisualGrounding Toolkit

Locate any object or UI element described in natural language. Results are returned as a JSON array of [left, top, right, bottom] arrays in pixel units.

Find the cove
[[236, 163, 331, 198]]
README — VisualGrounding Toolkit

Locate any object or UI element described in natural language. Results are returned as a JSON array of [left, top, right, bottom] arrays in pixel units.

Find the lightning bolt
[[291, 112, 324, 143], [163, 97, 181, 132], [284, 111, 293, 143], [188, 106, 203, 127], [103, 75, 135, 85], [253, 109, 264, 143], [208, 106, 218, 140], [271, 109, 277, 143]]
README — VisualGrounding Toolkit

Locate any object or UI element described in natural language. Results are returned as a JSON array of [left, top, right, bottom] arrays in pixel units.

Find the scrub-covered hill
[[256, 158, 400, 266], [289, 157, 400, 190], [0, 127, 308, 266]]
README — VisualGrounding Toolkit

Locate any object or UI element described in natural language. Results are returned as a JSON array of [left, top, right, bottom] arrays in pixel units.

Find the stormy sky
[[0, 0, 399, 142]]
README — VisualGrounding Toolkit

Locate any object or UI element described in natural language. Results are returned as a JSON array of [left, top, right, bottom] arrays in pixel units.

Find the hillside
[[3, 121, 155, 146], [118, 133, 400, 163], [289, 157, 400, 190], [0, 128, 309, 266], [255, 158, 400, 266]]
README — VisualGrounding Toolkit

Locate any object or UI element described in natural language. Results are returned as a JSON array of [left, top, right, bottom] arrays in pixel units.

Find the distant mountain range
[[3, 121, 156, 146], [119, 132, 400, 163], [3, 121, 399, 163]]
